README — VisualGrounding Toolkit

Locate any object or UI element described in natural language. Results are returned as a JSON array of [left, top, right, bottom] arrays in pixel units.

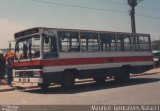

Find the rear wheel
[[114, 66, 130, 82], [93, 76, 106, 83], [62, 70, 75, 90]]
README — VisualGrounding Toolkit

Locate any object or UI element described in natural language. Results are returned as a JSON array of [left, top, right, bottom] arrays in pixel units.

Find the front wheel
[[62, 70, 75, 90]]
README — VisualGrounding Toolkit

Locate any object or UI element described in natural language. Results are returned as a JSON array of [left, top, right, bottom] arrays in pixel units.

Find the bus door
[[43, 34, 58, 59]]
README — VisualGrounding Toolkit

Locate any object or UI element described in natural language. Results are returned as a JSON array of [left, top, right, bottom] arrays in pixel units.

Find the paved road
[[0, 73, 160, 105]]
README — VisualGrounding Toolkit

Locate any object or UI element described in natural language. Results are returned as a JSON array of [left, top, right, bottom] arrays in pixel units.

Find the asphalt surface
[[0, 73, 160, 105]]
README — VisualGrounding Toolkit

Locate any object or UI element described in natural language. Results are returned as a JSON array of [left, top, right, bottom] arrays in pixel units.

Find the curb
[[131, 72, 160, 77], [0, 83, 8, 86], [15, 86, 39, 90], [0, 87, 15, 92]]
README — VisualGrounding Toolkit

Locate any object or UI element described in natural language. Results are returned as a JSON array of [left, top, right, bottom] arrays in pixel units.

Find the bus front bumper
[[13, 78, 43, 83]]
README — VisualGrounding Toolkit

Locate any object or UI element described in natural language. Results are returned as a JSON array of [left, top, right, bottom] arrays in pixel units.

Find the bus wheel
[[38, 83, 50, 90], [114, 67, 130, 82], [62, 70, 75, 90], [93, 76, 106, 83]]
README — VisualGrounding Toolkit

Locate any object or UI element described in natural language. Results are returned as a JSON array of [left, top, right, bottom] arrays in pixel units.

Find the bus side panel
[[42, 64, 153, 84], [77, 65, 153, 79], [131, 64, 153, 74], [77, 67, 121, 79]]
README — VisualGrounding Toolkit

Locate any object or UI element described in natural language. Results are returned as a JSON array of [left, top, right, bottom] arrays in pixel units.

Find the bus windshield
[[15, 35, 41, 60]]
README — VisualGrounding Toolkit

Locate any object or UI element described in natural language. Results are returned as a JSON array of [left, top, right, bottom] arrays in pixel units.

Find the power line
[[98, 0, 160, 20], [98, 0, 160, 12], [31, 0, 127, 14], [30, 0, 160, 20], [138, 6, 160, 12], [137, 0, 143, 4], [137, 13, 160, 19], [98, 0, 125, 5]]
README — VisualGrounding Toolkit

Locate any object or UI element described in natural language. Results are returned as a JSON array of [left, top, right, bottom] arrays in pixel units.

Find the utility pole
[[128, 0, 143, 33]]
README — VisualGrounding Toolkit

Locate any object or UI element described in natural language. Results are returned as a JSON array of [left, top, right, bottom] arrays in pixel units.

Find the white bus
[[13, 27, 153, 89]]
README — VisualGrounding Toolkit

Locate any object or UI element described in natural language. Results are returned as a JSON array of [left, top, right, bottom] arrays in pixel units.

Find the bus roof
[[14, 27, 150, 38]]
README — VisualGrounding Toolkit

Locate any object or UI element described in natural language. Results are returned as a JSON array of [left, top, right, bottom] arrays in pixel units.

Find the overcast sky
[[0, 0, 160, 49]]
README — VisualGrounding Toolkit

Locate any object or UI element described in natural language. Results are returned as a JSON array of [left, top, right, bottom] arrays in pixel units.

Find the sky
[[0, 0, 160, 49]]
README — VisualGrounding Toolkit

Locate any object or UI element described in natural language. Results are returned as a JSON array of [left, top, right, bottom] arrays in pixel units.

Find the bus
[[13, 27, 153, 89]]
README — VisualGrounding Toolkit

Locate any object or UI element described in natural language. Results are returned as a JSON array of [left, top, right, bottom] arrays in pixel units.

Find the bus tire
[[93, 76, 106, 83], [38, 83, 50, 90], [62, 70, 75, 90], [114, 66, 130, 82]]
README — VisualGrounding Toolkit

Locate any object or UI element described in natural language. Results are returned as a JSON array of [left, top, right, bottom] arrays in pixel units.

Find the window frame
[[138, 34, 151, 51], [80, 32, 100, 52], [58, 31, 80, 52], [116, 34, 132, 51], [99, 33, 117, 52]]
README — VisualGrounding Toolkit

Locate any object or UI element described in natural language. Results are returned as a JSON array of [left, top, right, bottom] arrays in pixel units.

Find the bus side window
[[80, 35, 87, 52], [58, 31, 80, 52], [80, 32, 99, 52], [99, 33, 116, 51], [138, 35, 150, 51], [116, 34, 131, 51], [131, 35, 139, 51]]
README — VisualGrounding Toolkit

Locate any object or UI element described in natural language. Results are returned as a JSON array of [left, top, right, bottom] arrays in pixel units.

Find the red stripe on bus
[[14, 56, 153, 67], [42, 56, 152, 66], [14, 60, 42, 67]]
